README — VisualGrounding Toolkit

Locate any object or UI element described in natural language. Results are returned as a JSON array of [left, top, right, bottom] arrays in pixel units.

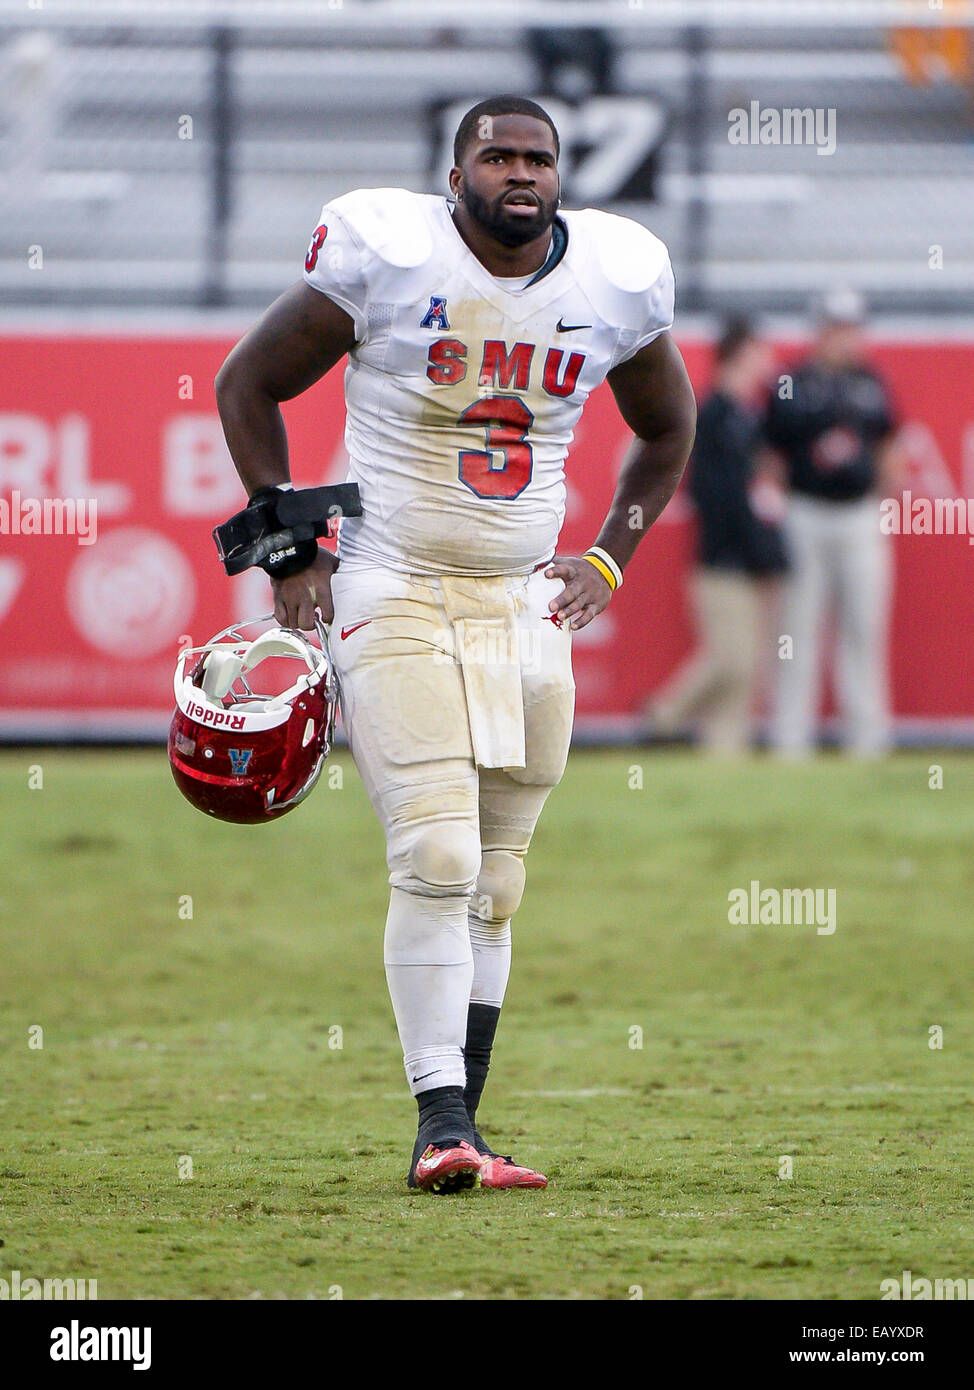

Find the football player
[[215, 95, 696, 1193]]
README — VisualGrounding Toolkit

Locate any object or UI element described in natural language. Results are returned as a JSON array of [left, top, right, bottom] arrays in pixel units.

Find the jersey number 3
[[305, 224, 328, 273], [457, 395, 534, 499]]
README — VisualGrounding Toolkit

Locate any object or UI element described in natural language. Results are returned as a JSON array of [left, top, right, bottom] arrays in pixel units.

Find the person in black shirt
[[765, 289, 901, 756], [647, 319, 787, 752]]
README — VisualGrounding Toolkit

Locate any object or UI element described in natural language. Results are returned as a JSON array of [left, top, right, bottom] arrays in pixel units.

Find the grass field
[[2, 747, 973, 1300]]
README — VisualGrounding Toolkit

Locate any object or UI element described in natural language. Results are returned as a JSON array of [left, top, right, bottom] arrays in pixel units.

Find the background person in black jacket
[[765, 290, 901, 757], [647, 319, 787, 753]]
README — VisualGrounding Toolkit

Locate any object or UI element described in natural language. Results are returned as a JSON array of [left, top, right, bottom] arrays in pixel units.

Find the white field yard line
[[368, 1082, 973, 1104], [519, 1083, 970, 1099]]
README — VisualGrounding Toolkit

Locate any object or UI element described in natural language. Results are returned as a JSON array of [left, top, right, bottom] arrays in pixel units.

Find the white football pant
[[329, 565, 575, 1096]]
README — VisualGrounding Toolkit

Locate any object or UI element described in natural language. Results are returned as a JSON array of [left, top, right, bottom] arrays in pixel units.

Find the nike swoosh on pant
[[340, 619, 372, 640]]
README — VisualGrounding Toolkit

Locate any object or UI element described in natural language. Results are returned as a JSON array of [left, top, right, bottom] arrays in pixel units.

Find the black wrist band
[[213, 482, 362, 577], [262, 536, 320, 579]]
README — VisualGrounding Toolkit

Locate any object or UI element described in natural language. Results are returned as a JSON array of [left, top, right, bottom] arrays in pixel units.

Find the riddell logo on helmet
[[186, 700, 247, 730]]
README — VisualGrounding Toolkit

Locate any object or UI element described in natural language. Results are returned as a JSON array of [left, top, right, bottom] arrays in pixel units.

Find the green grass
[[2, 748, 972, 1300]]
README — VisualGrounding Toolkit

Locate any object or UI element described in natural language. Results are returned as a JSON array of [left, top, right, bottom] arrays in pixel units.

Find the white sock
[[468, 916, 512, 1008], [383, 886, 472, 1097]]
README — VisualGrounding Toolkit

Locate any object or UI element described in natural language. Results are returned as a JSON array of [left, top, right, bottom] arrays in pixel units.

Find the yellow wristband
[[582, 553, 617, 592]]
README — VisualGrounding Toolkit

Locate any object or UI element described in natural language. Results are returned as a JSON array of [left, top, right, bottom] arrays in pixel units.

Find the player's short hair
[[715, 317, 758, 364], [453, 95, 560, 167]]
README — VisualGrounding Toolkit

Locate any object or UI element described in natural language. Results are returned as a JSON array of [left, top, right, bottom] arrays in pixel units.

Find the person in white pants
[[213, 97, 697, 1193], [767, 290, 901, 757]]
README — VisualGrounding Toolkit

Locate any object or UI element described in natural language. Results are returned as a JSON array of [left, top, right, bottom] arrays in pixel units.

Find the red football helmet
[[169, 614, 336, 824]]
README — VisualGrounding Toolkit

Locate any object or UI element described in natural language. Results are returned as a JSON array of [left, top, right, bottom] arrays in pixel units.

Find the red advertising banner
[[1, 330, 972, 737]]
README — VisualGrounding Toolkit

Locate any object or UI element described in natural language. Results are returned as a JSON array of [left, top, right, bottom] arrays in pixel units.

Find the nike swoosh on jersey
[[339, 619, 373, 640], [556, 317, 592, 332]]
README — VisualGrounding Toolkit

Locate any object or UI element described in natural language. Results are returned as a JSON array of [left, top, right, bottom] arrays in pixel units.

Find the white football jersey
[[303, 187, 674, 576]]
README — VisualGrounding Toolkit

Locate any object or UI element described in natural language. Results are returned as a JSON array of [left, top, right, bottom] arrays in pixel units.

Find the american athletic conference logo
[[420, 296, 450, 330]]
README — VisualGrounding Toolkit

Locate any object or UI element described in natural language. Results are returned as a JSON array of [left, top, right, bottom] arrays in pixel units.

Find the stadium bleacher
[[1, 2, 971, 311]]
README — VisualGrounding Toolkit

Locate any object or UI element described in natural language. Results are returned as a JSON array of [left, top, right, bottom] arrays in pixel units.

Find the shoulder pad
[[326, 188, 435, 270], [568, 208, 670, 294]]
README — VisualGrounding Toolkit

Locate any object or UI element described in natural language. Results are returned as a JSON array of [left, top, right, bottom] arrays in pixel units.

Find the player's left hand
[[545, 555, 614, 631], [270, 546, 338, 631]]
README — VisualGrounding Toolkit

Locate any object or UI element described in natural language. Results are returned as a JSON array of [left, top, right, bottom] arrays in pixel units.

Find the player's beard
[[462, 184, 558, 249]]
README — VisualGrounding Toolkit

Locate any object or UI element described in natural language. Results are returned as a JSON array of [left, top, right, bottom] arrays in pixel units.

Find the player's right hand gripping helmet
[[169, 615, 335, 824]]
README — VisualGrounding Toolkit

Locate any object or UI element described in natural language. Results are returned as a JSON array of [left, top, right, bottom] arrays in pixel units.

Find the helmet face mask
[[169, 614, 336, 824]]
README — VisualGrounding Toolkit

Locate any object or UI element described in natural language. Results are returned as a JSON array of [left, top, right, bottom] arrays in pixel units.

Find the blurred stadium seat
[[1, 0, 971, 310]]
